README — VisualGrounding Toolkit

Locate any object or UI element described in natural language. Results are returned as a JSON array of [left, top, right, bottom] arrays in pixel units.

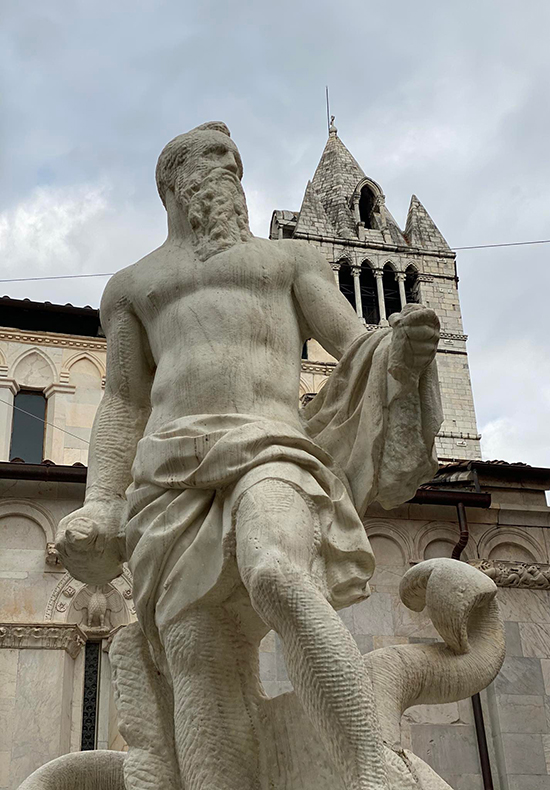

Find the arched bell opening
[[360, 263, 379, 324], [337, 260, 356, 311], [405, 265, 420, 304], [359, 186, 376, 229], [383, 264, 401, 319]]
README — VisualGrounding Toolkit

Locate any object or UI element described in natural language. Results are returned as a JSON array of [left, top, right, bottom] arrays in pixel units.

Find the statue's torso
[[127, 238, 306, 433]]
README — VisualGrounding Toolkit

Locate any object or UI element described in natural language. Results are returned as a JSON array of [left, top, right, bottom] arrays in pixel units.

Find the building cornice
[[292, 230, 456, 260], [0, 327, 106, 352], [0, 622, 87, 658]]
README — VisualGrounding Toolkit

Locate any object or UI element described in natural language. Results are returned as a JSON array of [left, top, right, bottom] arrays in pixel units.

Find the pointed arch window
[[337, 260, 356, 311], [405, 265, 419, 304], [10, 389, 47, 463], [359, 186, 376, 229], [383, 264, 401, 319], [359, 264, 379, 324]]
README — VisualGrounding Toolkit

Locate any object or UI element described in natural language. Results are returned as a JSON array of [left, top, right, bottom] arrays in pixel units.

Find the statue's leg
[[236, 479, 389, 790], [160, 604, 264, 790]]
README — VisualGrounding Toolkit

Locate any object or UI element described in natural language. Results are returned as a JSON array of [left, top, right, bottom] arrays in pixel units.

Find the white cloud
[[0, 183, 108, 273], [475, 338, 550, 467]]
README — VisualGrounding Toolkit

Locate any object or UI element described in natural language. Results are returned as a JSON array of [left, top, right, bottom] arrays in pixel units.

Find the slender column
[[351, 266, 363, 319], [352, 195, 361, 224], [331, 262, 341, 286], [396, 272, 407, 309], [0, 378, 19, 461], [374, 269, 388, 325]]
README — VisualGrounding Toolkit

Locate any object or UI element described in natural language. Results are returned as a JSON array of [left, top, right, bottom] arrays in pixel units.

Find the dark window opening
[[359, 265, 379, 324], [383, 264, 401, 319], [10, 390, 47, 463], [359, 186, 376, 229], [81, 641, 101, 750], [338, 261, 356, 310], [301, 342, 309, 360], [405, 266, 419, 304]]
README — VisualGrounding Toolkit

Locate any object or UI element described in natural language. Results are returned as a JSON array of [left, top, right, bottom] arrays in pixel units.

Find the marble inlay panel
[[520, 623, 550, 659]]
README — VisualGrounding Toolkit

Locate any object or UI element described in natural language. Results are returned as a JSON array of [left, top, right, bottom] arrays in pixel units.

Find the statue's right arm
[[55, 271, 154, 585]]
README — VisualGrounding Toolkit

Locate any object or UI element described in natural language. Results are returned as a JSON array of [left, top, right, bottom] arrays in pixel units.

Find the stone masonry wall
[[296, 236, 481, 460]]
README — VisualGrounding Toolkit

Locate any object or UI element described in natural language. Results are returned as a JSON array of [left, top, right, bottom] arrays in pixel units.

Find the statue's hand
[[55, 500, 125, 585], [388, 304, 440, 378]]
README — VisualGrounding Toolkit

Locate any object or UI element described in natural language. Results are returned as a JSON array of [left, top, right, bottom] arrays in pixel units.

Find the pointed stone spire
[[308, 123, 366, 238], [294, 180, 336, 237], [405, 195, 451, 251]]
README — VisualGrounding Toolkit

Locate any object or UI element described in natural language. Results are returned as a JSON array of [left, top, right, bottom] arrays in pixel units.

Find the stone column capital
[[395, 272, 406, 282], [44, 382, 77, 398], [373, 269, 384, 279], [331, 262, 341, 272], [0, 378, 19, 396], [351, 266, 362, 278]]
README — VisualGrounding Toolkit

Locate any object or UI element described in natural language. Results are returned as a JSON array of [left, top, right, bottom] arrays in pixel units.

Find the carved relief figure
[[72, 584, 124, 630], [52, 123, 503, 790]]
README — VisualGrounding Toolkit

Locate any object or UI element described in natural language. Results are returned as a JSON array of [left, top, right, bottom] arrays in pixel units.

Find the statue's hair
[[155, 121, 231, 206]]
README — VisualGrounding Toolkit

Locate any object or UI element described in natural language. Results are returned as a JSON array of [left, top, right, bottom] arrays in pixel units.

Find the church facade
[[1, 129, 550, 789]]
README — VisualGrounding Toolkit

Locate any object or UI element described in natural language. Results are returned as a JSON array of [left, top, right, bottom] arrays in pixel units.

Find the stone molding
[[0, 622, 87, 658], [440, 332, 468, 342], [0, 327, 106, 352], [0, 377, 19, 395], [471, 559, 550, 589], [438, 430, 482, 440], [300, 361, 336, 375], [44, 382, 77, 398]]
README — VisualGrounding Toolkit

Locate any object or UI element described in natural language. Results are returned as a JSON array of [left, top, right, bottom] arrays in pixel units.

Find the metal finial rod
[[325, 86, 330, 135]]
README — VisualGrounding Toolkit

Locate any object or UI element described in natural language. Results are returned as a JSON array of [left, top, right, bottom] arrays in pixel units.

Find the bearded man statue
[[54, 121, 459, 790]]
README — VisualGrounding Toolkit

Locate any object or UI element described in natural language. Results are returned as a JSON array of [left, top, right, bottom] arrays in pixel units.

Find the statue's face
[[181, 130, 244, 191], [173, 129, 251, 260]]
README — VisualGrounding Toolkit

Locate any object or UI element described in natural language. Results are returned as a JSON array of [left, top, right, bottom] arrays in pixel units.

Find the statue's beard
[[178, 168, 252, 261]]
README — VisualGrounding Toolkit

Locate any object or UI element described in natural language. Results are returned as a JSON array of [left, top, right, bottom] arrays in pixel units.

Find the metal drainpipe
[[451, 500, 495, 790]]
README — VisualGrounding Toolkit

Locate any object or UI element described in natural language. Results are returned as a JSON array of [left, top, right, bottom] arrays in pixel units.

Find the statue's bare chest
[[137, 245, 294, 319]]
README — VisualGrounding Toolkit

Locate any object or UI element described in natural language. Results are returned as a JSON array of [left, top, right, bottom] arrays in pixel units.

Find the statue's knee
[[244, 558, 303, 622]]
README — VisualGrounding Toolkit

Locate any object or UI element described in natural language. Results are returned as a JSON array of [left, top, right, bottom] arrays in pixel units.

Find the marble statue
[[20, 122, 505, 790]]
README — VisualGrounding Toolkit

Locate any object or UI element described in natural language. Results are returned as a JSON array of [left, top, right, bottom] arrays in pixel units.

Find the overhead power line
[[0, 397, 91, 445], [452, 239, 550, 251], [0, 238, 548, 285]]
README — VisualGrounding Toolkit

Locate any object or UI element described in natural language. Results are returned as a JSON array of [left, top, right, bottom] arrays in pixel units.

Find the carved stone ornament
[[0, 623, 86, 659], [471, 559, 550, 589], [45, 542, 61, 567], [44, 567, 135, 627]]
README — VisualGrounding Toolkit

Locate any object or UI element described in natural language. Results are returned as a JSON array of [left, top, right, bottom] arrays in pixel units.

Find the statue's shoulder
[[100, 248, 166, 319], [259, 237, 324, 271]]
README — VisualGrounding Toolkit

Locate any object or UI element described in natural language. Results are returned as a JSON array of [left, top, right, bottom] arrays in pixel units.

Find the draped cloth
[[125, 329, 443, 644]]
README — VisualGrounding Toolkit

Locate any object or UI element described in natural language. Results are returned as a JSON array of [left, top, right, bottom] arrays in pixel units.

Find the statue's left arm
[[293, 244, 443, 512]]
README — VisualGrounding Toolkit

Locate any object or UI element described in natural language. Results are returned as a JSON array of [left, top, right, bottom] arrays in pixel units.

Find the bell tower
[[270, 120, 481, 461]]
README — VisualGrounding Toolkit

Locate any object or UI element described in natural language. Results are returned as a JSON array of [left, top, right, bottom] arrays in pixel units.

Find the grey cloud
[[0, 0, 548, 465]]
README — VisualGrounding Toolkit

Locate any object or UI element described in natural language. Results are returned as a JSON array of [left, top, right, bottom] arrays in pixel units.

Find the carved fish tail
[[110, 623, 182, 790], [363, 558, 505, 749]]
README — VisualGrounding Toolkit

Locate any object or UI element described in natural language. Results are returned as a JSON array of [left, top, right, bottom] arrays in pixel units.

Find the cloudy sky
[[1, 1, 549, 466]]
